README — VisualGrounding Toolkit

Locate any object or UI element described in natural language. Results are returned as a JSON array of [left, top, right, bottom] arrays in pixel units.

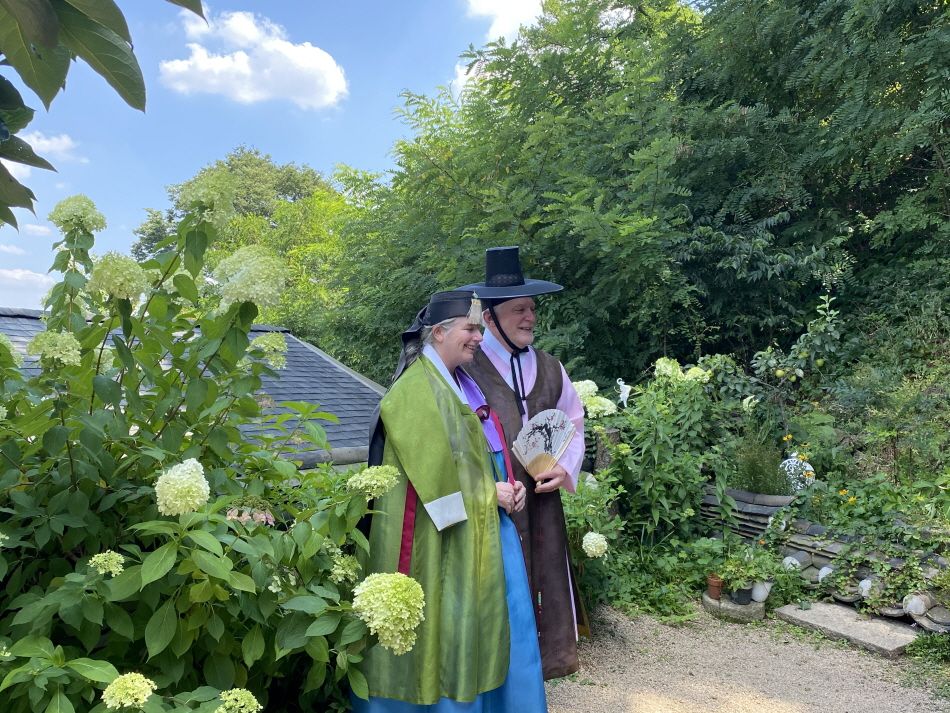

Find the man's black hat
[[458, 246, 562, 303]]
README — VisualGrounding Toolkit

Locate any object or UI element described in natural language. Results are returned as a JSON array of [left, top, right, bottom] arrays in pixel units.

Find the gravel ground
[[544, 605, 949, 713]]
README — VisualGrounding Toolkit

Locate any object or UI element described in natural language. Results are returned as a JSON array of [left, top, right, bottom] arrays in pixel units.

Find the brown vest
[[465, 348, 581, 680]]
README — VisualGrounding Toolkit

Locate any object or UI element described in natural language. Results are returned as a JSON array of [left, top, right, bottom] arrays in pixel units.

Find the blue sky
[[0, 0, 543, 309]]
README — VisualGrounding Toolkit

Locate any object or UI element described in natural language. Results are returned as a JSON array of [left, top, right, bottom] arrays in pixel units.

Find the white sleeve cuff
[[424, 491, 467, 531]]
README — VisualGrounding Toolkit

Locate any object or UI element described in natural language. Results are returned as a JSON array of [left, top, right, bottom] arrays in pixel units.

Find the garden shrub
[[0, 199, 390, 712]]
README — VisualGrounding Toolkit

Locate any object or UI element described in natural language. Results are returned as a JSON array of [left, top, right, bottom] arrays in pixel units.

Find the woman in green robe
[[354, 290, 547, 712]]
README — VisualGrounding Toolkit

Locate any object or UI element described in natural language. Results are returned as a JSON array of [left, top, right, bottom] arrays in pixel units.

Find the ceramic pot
[[730, 586, 753, 605], [706, 574, 723, 601], [751, 580, 773, 602]]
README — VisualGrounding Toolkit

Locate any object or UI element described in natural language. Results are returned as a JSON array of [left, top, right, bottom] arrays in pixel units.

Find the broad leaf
[[0, 0, 58, 47], [0, 161, 36, 210], [185, 529, 223, 556], [165, 0, 204, 19], [140, 542, 178, 587], [54, 1, 145, 110], [0, 135, 55, 170], [63, 0, 130, 42], [144, 599, 177, 658], [0, 7, 69, 107], [9, 635, 54, 659], [44, 689, 74, 713], [65, 657, 118, 683], [241, 625, 265, 667]]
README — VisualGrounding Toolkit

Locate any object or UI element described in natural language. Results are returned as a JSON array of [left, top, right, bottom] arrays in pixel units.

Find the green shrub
[[0, 200, 386, 712]]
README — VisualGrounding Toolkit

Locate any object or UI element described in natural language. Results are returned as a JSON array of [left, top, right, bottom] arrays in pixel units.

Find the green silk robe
[[360, 356, 509, 704]]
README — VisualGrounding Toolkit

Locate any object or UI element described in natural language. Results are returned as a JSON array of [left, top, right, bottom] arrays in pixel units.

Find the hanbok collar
[[422, 344, 470, 407]]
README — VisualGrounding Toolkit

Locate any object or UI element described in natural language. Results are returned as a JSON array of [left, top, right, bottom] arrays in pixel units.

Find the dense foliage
[[0, 201, 401, 712]]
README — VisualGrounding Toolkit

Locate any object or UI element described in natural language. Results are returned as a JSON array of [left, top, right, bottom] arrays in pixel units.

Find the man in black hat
[[459, 246, 585, 680]]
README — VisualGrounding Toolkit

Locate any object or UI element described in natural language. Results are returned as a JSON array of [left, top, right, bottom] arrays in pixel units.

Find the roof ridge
[[0, 307, 44, 318]]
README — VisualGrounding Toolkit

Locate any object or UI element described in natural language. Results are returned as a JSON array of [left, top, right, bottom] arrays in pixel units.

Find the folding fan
[[512, 409, 576, 476]]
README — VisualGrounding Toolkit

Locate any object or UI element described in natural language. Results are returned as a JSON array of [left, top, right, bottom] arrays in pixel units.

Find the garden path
[[545, 605, 948, 713]]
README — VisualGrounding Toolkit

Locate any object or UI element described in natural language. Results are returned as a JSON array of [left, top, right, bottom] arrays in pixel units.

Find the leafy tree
[[0, 0, 203, 227]]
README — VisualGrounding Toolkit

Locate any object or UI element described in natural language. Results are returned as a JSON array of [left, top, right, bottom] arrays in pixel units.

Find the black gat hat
[[458, 246, 562, 303]]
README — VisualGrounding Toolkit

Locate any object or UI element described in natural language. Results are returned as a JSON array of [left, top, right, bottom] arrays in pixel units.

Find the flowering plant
[[352, 573, 426, 655], [0, 198, 382, 712]]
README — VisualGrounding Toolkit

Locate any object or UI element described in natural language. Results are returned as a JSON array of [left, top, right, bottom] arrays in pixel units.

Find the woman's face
[[433, 317, 483, 370]]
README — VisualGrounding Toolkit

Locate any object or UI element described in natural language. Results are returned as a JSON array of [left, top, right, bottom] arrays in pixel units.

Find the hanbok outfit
[[354, 342, 547, 712]]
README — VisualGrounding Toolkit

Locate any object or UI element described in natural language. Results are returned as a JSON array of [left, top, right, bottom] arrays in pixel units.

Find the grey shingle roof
[[0, 307, 383, 455]]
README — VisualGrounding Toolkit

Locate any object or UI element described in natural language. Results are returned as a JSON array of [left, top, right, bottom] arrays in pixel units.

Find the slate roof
[[0, 307, 384, 458]]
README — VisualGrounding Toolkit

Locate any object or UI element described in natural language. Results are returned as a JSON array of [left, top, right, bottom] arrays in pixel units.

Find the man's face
[[487, 297, 537, 351]]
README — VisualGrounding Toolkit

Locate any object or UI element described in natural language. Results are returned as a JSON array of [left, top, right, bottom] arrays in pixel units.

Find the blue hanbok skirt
[[351, 453, 547, 713]]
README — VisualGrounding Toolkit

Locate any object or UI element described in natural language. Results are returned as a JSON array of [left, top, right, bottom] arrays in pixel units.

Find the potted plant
[[706, 572, 724, 600], [721, 545, 778, 605]]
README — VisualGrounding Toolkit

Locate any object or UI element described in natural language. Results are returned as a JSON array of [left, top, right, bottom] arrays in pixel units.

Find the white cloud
[[23, 224, 52, 236], [450, 63, 473, 100], [0, 244, 26, 255], [466, 0, 543, 40], [160, 9, 347, 110], [0, 268, 55, 310], [20, 131, 86, 163]]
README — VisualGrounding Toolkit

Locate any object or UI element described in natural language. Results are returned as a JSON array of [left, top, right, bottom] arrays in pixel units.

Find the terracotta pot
[[706, 573, 723, 600]]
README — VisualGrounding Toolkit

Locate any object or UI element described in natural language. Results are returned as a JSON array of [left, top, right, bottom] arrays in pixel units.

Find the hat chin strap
[[488, 304, 529, 417]]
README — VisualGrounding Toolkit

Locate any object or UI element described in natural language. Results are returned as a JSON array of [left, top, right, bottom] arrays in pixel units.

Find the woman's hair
[[401, 317, 460, 373]]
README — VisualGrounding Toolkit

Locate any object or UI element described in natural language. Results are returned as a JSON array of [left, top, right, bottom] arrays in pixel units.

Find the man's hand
[[532, 464, 568, 493], [512, 480, 526, 512]]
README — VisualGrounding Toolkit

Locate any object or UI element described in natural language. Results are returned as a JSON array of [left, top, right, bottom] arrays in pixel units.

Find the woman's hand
[[496, 482, 515, 514]]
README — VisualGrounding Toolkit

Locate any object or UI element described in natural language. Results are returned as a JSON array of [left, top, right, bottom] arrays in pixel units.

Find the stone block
[[774, 602, 919, 657], [701, 592, 765, 623]]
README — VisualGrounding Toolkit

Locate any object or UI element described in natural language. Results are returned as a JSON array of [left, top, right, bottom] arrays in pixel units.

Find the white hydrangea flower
[[346, 465, 401, 500], [353, 572, 426, 655], [684, 366, 710, 383], [572, 380, 599, 399], [582, 532, 608, 558], [89, 550, 125, 577], [216, 688, 263, 713], [48, 194, 106, 234], [213, 246, 287, 310], [582, 395, 617, 418], [87, 252, 150, 301], [0, 405, 6, 421], [0, 333, 22, 367], [0, 532, 9, 547], [155, 458, 210, 516], [101, 672, 157, 709], [27, 331, 82, 366], [330, 553, 361, 584], [654, 357, 683, 379]]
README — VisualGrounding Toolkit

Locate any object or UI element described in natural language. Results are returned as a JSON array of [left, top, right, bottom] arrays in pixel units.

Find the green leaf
[[228, 571, 256, 593], [54, 1, 145, 110], [347, 667, 369, 700], [282, 595, 327, 616], [105, 565, 141, 601], [338, 618, 368, 646], [65, 657, 118, 683], [172, 273, 199, 303], [0, 0, 58, 47], [92, 375, 121, 406], [0, 161, 36, 209], [44, 689, 74, 713], [305, 612, 341, 637], [185, 529, 223, 556], [241, 625, 265, 667], [62, 0, 129, 42], [144, 599, 177, 659], [165, 0, 204, 18], [0, 7, 69, 107], [0, 136, 55, 170], [140, 542, 178, 587], [191, 550, 233, 580], [185, 378, 208, 414], [9, 635, 54, 659], [104, 603, 134, 639]]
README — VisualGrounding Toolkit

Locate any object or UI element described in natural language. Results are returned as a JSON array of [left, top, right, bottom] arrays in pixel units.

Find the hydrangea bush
[[0, 199, 413, 712]]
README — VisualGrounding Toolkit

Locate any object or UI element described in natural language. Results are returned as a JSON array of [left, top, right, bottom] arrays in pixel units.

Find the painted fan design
[[512, 409, 576, 476]]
